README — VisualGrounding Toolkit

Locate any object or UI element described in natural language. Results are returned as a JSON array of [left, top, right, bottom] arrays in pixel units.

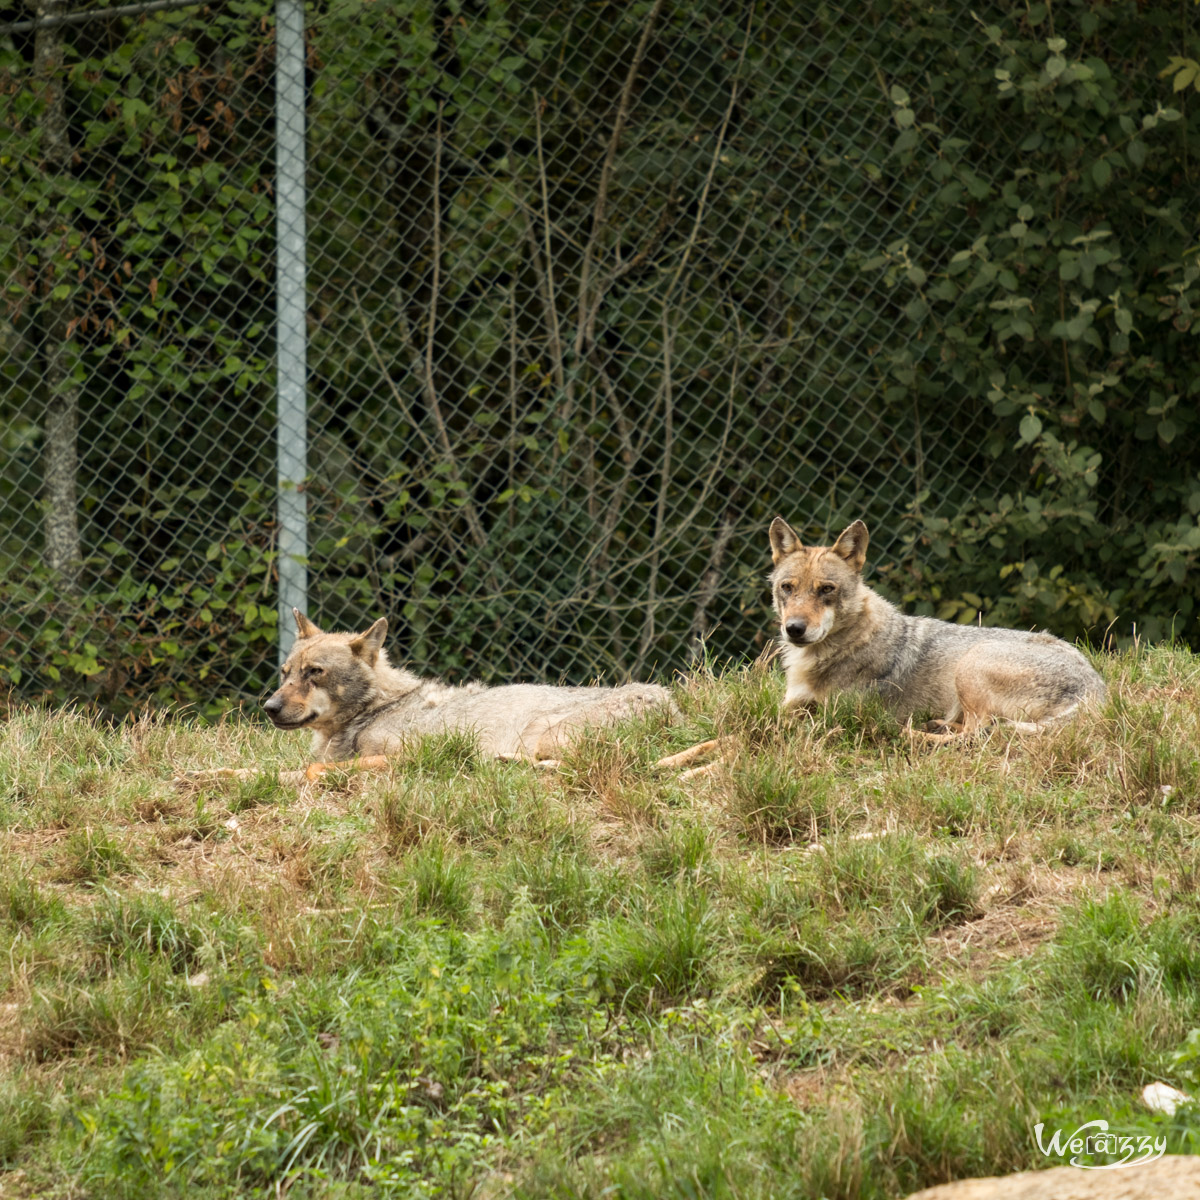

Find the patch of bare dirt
[[926, 864, 1097, 978]]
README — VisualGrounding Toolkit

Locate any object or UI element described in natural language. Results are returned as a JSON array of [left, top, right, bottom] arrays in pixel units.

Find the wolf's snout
[[263, 694, 284, 717], [784, 619, 808, 644]]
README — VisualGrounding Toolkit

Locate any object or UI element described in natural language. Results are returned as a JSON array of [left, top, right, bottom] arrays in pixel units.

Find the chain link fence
[[1, 0, 1195, 715]]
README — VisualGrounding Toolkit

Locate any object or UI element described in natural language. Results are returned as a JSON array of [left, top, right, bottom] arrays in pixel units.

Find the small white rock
[[1142, 1081, 1191, 1115]]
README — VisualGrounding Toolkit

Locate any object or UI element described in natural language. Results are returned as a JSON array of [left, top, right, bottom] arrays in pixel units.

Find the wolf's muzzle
[[784, 619, 808, 645], [263, 694, 316, 729]]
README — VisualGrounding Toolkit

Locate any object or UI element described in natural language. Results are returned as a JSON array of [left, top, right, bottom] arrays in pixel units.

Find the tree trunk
[[34, 0, 82, 592]]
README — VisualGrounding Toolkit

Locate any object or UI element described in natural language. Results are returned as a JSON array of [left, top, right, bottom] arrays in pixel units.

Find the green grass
[[1, 645, 1200, 1196]]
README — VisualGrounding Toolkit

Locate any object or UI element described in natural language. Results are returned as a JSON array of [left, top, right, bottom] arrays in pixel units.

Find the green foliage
[[71, 915, 615, 1194], [2, 0, 1199, 716], [871, 6, 1200, 642]]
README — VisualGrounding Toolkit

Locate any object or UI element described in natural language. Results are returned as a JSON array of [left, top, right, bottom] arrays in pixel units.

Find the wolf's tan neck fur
[[354, 649, 424, 704], [782, 586, 899, 706], [307, 648, 438, 758]]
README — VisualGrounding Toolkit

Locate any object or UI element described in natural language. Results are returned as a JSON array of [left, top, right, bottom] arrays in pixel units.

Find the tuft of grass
[[271, 831, 363, 902], [824, 690, 907, 749], [88, 888, 203, 974], [803, 834, 981, 931], [925, 971, 1035, 1042], [1051, 890, 1200, 1004], [0, 874, 69, 931], [376, 779, 438, 852], [865, 1048, 1034, 1193], [684, 664, 792, 752], [498, 837, 611, 936], [640, 821, 711, 882], [555, 731, 654, 821], [746, 909, 921, 1002], [924, 852, 983, 928], [725, 758, 840, 844], [54, 827, 134, 883], [405, 729, 484, 777], [403, 839, 475, 923], [0, 1073, 56, 1168], [601, 890, 715, 1011], [21, 964, 187, 1061], [227, 770, 293, 813]]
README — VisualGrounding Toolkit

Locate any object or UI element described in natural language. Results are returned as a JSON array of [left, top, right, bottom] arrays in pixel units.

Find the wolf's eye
[[817, 583, 836, 597], [778, 582, 794, 596], [305, 666, 324, 680]]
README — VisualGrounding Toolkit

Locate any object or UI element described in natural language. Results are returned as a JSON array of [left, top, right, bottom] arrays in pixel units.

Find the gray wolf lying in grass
[[769, 516, 1105, 736], [189, 612, 720, 787], [266, 609, 676, 764], [185, 609, 683, 785]]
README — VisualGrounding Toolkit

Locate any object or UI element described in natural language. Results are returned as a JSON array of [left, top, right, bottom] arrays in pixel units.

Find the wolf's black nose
[[784, 619, 808, 643], [264, 695, 283, 715]]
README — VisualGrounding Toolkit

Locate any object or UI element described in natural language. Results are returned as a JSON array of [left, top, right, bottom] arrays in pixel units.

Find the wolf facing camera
[[768, 517, 1105, 735]]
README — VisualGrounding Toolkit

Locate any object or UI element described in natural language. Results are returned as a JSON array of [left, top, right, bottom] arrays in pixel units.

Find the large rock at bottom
[[904, 1156, 1200, 1200]]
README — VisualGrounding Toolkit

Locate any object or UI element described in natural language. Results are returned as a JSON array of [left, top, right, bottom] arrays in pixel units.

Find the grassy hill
[[1, 645, 1199, 1197]]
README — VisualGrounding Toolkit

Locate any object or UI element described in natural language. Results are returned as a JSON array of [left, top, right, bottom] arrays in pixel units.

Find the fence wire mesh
[[1, 0, 1194, 714]]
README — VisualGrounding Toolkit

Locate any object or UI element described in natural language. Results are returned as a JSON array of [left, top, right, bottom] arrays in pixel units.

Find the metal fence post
[[274, 0, 308, 669]]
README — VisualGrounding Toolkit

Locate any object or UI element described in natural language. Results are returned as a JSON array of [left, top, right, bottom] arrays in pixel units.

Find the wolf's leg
[[909, 719, 979, 744], [182, 767, 257, 781], [179, 756, 395, 789], [677, 756, 729, 780], [495, 751, 561, 769], [179, 766, 309, 783], [302, 755, 392, 782], [907, 697, 985, 744], [653, 737, 733, 770]]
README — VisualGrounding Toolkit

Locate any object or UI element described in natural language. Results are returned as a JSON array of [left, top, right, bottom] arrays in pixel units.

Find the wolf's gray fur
[[264, 610, 675, 760], [768, 517, 1105, 731]]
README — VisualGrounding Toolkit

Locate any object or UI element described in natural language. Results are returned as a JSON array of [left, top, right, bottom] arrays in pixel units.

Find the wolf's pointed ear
[[293, 609, 322, 640], [349, 617, 388, 666], [831, 520, 869, 572], [769, 516, 804, 564]]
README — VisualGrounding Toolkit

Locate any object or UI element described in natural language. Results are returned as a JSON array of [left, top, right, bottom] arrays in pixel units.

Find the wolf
[[263, 609, 676, 763], [768, 517, 1105, 734]]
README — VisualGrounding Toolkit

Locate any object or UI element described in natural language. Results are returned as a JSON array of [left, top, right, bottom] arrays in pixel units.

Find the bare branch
[[423, 103, 488, 552], [573, 0, 666, 361], [533, 97, 566, 395], [351, 288, 437, 459]]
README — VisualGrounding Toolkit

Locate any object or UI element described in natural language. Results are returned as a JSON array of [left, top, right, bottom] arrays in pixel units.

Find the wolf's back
[[870, 606, 1104, 718], [355, 680, 676, 758]]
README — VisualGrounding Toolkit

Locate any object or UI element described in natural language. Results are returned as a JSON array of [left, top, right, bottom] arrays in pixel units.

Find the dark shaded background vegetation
[[1, 0, 1198, 714]]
